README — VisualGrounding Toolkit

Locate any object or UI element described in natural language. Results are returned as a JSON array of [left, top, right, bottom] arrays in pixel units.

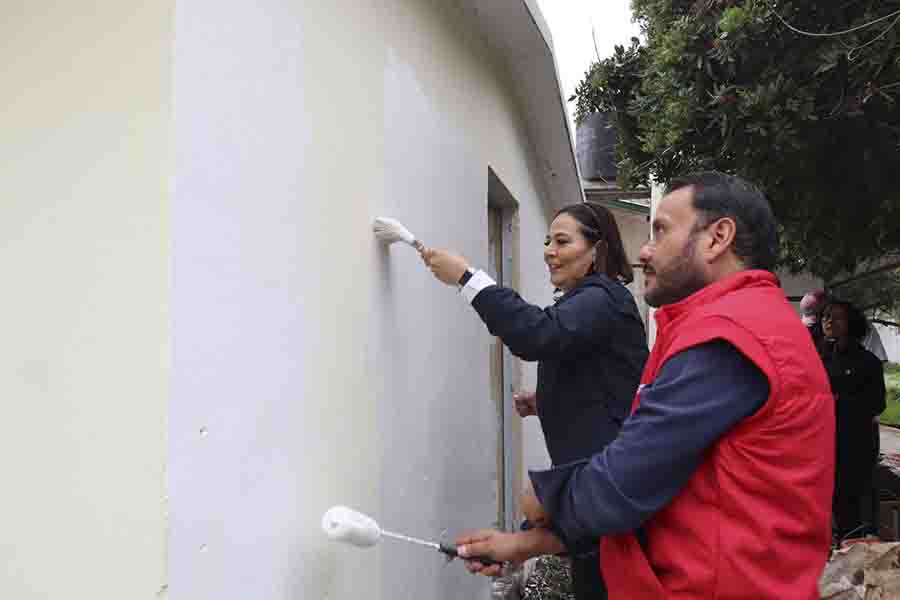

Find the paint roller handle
[[438, 542, 504, 567]]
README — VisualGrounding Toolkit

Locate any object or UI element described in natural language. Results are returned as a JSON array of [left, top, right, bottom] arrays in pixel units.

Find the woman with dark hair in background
[[420, 202, 648, 600], [820, 300, 886, 539]]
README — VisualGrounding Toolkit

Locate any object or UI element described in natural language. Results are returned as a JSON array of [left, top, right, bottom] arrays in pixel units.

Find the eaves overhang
[[464, 1, 584, 211]]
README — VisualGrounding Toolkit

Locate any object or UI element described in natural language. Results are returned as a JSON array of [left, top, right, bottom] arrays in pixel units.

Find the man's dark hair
[[666, 171, 778, 271]]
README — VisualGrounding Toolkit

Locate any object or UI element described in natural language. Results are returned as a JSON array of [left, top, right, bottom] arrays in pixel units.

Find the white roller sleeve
[[321, 506, 382, 547]]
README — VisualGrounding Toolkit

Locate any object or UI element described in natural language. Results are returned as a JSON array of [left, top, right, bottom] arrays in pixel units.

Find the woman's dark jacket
[[820, 341, 885, 472], [472, 274, 649, 465]]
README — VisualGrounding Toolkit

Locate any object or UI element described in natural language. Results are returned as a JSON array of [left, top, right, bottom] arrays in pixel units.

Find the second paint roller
[[321, 506, 502, 566]]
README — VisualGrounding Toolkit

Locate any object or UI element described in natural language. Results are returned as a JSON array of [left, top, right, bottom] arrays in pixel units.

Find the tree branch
[[828, 259, 900, 288]]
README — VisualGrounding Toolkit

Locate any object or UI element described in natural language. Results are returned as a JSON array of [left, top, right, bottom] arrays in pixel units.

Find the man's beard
[[645, 237, 708, 308]]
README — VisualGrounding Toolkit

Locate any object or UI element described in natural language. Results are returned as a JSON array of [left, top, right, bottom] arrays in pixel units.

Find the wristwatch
[[457, 267, 475, 288]]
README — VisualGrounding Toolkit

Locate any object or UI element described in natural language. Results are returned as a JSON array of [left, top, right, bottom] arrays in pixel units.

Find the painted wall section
[[0, 2, 172, 598], [170, 1, 383, 598], [170, 1, 558, 599], [377, 0, 560, 512], [376, 9, 566, 593]]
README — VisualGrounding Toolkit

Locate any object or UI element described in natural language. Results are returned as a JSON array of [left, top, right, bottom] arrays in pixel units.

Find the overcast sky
[[536, 1, 641, 130]]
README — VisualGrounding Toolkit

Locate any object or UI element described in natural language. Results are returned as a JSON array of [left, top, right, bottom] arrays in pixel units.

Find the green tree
[[572, 0, 900, 309]]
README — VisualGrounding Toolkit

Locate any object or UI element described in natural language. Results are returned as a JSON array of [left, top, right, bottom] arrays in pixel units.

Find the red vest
[[600, 270, 834, 600]]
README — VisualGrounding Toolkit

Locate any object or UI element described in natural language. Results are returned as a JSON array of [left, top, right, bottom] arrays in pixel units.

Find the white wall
[[0, 2, 564, 597], [170, 1, 558, 599], [0, 2, 172, 598], [876, 325, 900, 363], [170, 1, 384, 597]]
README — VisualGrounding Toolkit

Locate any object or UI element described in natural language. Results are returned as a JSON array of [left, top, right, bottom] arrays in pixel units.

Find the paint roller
[[376, 216, 648, 272], [321, 506, 502, 566], [372, 217, 426, 253]]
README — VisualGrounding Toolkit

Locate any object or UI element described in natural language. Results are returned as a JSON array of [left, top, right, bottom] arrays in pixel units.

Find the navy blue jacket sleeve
[[470, 284, 616, 361], [529, 340, 769, 547]]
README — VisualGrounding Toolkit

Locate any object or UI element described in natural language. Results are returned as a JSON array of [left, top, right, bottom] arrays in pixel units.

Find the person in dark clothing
[[820, 300, 886, 539], [421, 202, 648, 600]]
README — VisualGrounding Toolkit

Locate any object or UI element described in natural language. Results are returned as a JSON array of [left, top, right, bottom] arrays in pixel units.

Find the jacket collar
[[654, 270, 779, 330], [554, 273, 617, 303]]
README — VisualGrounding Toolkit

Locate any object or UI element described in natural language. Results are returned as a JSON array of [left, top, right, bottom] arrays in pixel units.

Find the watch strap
[[458, 268, 475, 287]]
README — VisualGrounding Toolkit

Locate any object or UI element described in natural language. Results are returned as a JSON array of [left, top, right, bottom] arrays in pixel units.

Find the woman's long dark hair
[[818, 299, 870, 360], [554, 202, 634, 284], [822, 299, 869, 343]]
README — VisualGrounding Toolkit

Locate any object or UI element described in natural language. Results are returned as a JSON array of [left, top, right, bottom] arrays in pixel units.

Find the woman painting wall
[[420, 202, 648, 600]]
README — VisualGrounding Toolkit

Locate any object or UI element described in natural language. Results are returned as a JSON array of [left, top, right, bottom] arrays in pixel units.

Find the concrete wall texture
[[2, 2, 566, 599], [0, 2, 172, 598]]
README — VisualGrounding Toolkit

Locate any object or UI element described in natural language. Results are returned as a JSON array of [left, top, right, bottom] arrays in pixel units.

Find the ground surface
[[881, 426, 900, 455]]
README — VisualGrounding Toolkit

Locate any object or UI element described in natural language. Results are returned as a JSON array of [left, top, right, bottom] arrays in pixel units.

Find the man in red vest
[[457, 172, 834, 599]]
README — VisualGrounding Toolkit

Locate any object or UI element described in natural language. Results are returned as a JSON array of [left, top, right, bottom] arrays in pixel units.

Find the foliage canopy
[[572, 0, 900, 307]]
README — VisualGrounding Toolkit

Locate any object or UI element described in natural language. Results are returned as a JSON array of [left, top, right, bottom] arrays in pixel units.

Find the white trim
[[464, 1, 584, 210]]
